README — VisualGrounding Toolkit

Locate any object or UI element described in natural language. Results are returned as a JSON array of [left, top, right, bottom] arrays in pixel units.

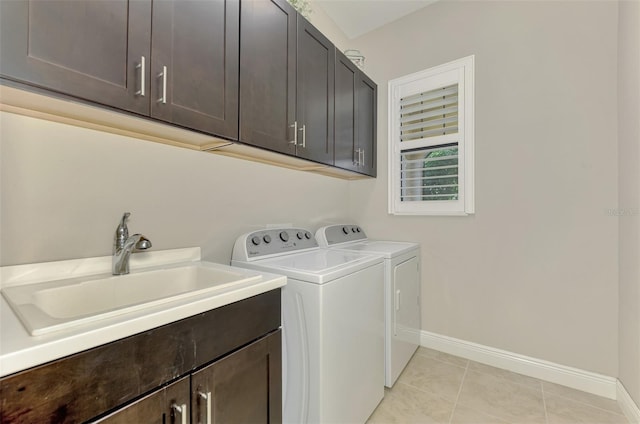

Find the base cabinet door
[[191, 330, 282, 424], [94, 376, 190, 424], [0, 0, 151, 115]]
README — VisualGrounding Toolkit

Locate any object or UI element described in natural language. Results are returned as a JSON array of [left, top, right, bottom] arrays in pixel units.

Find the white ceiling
[[314, 0, 437, 39]]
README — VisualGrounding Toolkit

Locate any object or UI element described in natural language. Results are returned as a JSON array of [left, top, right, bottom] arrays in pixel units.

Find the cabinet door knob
[[135, 56, 146, 97], [171, 403, 187, 424], [198, 391, 212, 424]]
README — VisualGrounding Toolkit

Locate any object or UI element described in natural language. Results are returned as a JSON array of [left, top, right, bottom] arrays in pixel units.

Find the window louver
[[400, 145, 459, 202], [400, 84, 458, 142]]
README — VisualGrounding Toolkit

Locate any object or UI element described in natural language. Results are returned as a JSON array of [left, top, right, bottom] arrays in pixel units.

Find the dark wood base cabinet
[[0, 290, 282, 424]]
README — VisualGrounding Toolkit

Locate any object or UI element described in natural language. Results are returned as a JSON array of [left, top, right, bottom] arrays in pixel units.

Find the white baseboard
[[617, 380, 640, 423], [420, 330, 618, 400]]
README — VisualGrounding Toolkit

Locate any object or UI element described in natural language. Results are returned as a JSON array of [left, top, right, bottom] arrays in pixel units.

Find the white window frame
[[388, 55, 475, 216]]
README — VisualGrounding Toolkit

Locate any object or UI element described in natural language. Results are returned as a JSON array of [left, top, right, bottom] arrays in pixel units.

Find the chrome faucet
[[112, 212, 152, 275]]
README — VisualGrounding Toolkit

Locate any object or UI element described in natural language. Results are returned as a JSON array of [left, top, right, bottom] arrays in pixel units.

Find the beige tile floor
[[367, 347, 629, 424]]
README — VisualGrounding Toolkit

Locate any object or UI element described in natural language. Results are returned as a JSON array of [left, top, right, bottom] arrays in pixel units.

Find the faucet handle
[[119, 212, 131, 227], [114, 212, 131, 246]]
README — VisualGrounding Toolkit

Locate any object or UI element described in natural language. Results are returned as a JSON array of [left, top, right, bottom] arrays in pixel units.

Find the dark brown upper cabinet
[[0, 0, 239, 140], [295, 19, 335, 166], [0, 0, 152, 115], [334, 50, 359, 173], [150, 0, 239, 138], [239, 0, 297, 155], [240, 2, 336, 166], [1, 0, 376, 177], [334, 50, 377, 177], [356, 71, 377, 177]]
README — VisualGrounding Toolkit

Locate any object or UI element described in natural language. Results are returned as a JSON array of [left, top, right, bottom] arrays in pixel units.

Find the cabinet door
[[357, 72, 378, 177], [191, 330, 282, 424], [295, 19, 334, 165], [94, 376, 190, 424], [239, 0, 296, 155], [334, 50, 359, 172], [0, 0, 151, 115], [151, 0, 239, 139]]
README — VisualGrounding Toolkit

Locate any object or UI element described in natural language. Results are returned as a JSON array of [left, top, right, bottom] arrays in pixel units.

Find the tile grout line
[[541, 381, 550, 424], [448, 359, 470, 424]]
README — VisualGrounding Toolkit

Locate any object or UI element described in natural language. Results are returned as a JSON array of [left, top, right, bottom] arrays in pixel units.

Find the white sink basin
[[2, 263, 262, 336]]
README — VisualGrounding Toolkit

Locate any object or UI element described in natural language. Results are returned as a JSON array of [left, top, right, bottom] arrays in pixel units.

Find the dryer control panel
[[316, 224, 368, 247], [232, 228, 318, 260]]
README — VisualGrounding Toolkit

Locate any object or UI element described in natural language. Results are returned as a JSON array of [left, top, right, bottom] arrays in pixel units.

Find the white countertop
[[0, 248, 286, 377]]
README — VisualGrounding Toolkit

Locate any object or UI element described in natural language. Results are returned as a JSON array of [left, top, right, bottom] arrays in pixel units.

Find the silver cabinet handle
[[135, 56, 145, 97], [158, 65, 167, 104], [198, 391, 212, 424], [354, 148, 361, 166], [361, 149, 365, 167], [172, 403, 187, 424], [289, 121, 298, 145], [300, 124, 306, 148]]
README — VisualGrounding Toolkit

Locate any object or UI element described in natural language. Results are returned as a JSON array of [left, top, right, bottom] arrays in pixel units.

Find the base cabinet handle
[[172, 403, 187, 424], [198, 391, 212, 424]]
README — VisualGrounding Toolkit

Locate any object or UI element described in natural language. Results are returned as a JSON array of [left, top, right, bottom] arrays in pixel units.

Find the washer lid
[[235, 249, 384, 284], [328, 240, 419, 259]]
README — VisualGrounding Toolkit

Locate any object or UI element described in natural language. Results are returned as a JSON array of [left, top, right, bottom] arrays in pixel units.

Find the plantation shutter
[[400, 84, 458, 142], [399, 83, 460, 202], [388, 55, 474, 216], [400, 144, 459, 202]]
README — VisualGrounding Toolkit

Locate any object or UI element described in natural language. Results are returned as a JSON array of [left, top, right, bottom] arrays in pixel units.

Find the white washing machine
[[231, 228, 384, 424], [316, 224, 421, 388]]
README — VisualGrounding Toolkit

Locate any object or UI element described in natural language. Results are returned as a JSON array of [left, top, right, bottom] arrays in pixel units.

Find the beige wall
[[618, 0, 640, 405], [308, 0, 349, 52], [348, 1, 620, 376], [0, 112, 351, 265]]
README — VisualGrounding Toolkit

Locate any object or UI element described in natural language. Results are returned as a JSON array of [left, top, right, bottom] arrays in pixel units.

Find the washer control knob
[[251, 236, 261, 246], [279, 231, 289, 242], [351, 227, 357, 233], [356, 227, 361, 233], [263, 235, 272, 244], [342, 226, 349, 235], [305, 232, 311, 239], [297, 231, 304, 240]]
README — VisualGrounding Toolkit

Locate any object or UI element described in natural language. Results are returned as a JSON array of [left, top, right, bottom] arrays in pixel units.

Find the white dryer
[[232, 228, 384, 424], [316, 224, 421, 388]]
